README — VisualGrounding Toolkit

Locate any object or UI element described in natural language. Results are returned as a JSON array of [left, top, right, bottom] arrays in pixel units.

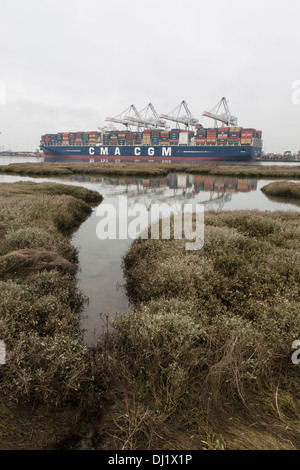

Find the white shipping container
[[179, 134, 189, 144]]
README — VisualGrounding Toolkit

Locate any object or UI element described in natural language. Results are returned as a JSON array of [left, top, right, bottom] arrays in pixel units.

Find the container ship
[[40, 98, 263, 164]]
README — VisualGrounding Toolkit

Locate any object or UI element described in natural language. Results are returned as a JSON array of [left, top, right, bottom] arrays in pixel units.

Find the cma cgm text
[[88, 146, 172, 156]]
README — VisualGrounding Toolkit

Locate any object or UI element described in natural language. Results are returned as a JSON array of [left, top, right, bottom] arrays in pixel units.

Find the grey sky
[[0, 0, 299, 153]]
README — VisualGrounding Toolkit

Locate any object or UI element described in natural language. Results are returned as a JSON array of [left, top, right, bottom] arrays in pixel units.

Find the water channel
[[1, 157, 300, 346]]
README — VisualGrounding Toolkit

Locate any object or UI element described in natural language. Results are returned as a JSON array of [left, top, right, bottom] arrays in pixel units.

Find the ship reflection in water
[[62, 173, 258, 212]]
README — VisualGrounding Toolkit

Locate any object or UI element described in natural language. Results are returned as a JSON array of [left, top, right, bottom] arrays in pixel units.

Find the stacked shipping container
[[89, 132, 99, 146], [241, 128, 255, 145], [151, 130, 160, 146], [142, 130, 151, 145], [160, 131, 170, 145], [178, 130, 189, 145], [228, 127, 241, 146], [195, 126, 206, 145], [170, 129, 180, 145], [41, 127, 260, 147], [206, 129, 217, 145], [217, 127, 229, 146]]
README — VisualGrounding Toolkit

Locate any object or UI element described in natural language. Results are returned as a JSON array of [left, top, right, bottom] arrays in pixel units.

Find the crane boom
[[159, 100, 199, 129], [137, 103, 168, 129], [122, 104, 148, 129], [105, 105, 141, 129], [121, 103, 169, 129], [104, 117, 131, 127], [202, 97, 237, 127]]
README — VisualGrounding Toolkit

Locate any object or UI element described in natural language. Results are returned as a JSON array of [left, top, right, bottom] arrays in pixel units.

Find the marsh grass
[[95, 209, 300, 450], [0, 180, 102, 203], [0, 397, 84, 450], [0, 182, 102, 449], [1, 161, 300, 178], [261, 181, 300, 201]]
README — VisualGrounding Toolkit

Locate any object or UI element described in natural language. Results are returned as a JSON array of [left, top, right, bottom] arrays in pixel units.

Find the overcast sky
[[0, 0, 299, 153]]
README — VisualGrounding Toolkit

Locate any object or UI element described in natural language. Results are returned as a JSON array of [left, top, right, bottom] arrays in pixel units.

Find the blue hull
[[41, 144, 261, 163]]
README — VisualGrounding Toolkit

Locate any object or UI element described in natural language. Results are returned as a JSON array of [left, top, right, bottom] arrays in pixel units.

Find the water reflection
[[62, 172, 257, 193], [60, 173, 258, 213]]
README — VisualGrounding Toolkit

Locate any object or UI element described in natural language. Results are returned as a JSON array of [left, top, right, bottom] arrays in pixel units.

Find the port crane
[[135, 103, 168, 129], [123, 103, 169, 129], [105, 104, 168, 130], [123, 104, 148, 130], [104, 105, 139, 130], [159, 101, 199, 130], [202, 97, 238, 127]]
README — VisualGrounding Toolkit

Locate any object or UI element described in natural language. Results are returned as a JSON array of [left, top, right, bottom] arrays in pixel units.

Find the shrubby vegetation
[[1, 178, 300, 450], [261, 181, 300, 201], [1, 161, 300, 178], [96, 209, 300, 450], [0, 182, 102, 449]]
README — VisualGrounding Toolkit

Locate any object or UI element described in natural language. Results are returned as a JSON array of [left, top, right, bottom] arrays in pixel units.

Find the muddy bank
[[1, 161, 300, 179]]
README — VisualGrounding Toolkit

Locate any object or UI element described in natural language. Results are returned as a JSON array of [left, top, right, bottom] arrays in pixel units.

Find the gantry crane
[[159, 101, 199, 130], [106, 103, 169, 130], [202, 97, 238, 127], [122, 104, 146, 130], [135, 103, 168, 129], [104, 105, 138, 129], [123, 104, 164, 129]]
